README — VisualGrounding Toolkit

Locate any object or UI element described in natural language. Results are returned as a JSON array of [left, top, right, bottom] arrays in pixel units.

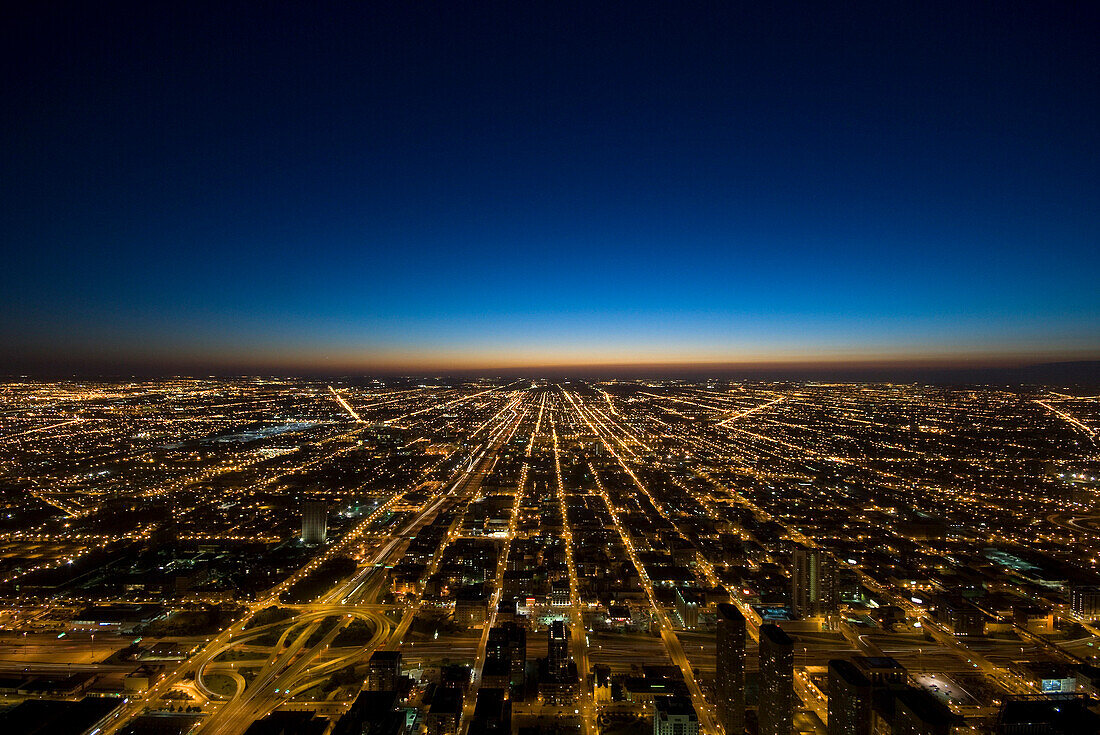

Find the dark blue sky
[[3, 2, 1098, 372]]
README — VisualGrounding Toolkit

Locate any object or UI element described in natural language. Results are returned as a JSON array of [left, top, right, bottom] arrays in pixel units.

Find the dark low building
[[334, 690, 404, 735], [71, 603, 168, 633], [652, 695, 698, 735], [244, 710, 328, 735], [368, 650, 402, 691], [425, 685, 464, 735], [892, 688, 962, 735], [0, 696, 123, 735], [470, 687, 512, 735], [996, 694, 1100, 734]]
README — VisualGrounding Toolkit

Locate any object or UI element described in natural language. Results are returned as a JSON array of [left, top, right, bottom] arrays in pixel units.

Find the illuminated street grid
[[0, 379, 1097, 734]]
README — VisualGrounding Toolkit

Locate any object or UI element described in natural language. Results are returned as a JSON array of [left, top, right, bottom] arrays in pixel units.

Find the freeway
[[328, 386, 365, 423], [195, 608, 389, 733], [101, 389, 529, 735], [195, 398, 534, 734], [1033, 399, 1096, 441]]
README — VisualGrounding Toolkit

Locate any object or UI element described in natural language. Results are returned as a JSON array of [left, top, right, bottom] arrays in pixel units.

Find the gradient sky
[[3, 2, 1098, 373]]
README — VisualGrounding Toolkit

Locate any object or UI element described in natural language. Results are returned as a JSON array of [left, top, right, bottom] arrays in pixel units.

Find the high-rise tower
[[792, 547, 836, 619], [487, 622, 527, 690], [548, 619, 569, 677], [302, 501, 328, 544], [716, 603, 746, 734], [827, 659, 873, 735], [758, 624, 794, 735]]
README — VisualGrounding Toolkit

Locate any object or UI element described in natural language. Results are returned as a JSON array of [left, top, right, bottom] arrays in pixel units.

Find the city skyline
[[1, 378, 1098, 735]]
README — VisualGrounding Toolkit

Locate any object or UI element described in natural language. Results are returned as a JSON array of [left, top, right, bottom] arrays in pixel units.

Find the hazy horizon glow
[[3, 4, 1098, 374], [13, 336, 1100, 376]]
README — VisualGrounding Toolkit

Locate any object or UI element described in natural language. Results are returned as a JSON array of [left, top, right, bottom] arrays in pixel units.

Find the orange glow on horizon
[[35, 341, 1098, 374]]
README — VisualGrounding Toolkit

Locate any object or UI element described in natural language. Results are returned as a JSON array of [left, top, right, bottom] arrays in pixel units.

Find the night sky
[[3, 2, 1098, 374]]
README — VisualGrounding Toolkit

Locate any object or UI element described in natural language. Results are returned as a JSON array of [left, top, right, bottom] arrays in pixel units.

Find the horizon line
[[3, 356, 1098, 383]]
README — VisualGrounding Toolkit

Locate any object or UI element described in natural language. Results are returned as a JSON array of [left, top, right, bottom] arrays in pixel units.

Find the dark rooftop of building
[[853, 655, 906, 671], [369, 650, 402, 663], [0, 696, 123, 735], [430, 685, 465, 715], [829, 659, 873, 688], [717, 602, 745, 621], [653, 695, 698, 720], [895, 688, 962, 727], [760, 623, 793, 646], [243, 710, 327, 735], [998, 695, 1100, 733]]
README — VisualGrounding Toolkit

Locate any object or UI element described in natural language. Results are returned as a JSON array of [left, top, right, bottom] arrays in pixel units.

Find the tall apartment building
[[827, 659, 873, 735], [302, 501, 328, 544], [548, 619, 569, 677], [486, 622, 526, 690], [792, 547, 836, 619], [716, 603, 746, 734], [758, 624, 794, 735]]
